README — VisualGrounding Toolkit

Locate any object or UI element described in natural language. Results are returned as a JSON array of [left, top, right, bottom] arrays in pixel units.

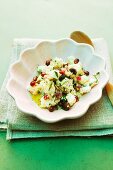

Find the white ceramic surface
[[6, 38, 109, 123]]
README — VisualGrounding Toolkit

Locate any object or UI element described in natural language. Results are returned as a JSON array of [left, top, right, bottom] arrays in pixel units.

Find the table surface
[[0, 0, 113, 169]]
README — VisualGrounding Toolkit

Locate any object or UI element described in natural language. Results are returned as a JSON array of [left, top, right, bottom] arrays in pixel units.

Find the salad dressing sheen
[[31, 93, 42, 106]]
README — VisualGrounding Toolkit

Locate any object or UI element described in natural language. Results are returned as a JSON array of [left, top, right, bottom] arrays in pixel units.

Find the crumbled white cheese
[[80, 86, 91, 94], [37, 66, 47, 73], [66, 93, 76, 106], [79, 75, 89, 84], [50, 57, 63, 68], [61, 78, 75, 93], [68, 56, 75, 64], [40, 97, 59, 108]]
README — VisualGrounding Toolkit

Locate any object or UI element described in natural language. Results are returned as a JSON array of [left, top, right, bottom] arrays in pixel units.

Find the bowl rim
[[6, 38, 109, 123]]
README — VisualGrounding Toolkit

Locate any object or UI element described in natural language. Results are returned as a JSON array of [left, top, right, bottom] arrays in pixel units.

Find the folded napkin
[[0, 38, 113, 140]]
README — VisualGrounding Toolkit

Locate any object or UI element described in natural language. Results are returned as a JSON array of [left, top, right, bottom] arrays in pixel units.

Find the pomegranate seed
[[30, 81, 36, 86], [41, 72, 46, 77], [55, 92, 62, 99], [62, 102, 70, 111], [48, 106, 56, 112], [59, 70, 65, 75], [76, 76, 81, 81], [75, 96, 79, 102], [33, 76, 38, 81], [44, 94, 49, 100]]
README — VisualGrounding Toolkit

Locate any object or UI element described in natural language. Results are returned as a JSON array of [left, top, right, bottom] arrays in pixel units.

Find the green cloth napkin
[[0, 38, 113, 140]]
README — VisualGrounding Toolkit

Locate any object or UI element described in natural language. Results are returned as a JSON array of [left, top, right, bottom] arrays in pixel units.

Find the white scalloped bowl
[[6, 38, 109, 123]]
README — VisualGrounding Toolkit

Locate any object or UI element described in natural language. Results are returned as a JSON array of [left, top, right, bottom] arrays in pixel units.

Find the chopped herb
[[55, 71, 58, 77]]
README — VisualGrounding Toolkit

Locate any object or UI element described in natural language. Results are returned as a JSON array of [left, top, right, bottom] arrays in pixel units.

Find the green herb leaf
[[55, 71, 58, 77]]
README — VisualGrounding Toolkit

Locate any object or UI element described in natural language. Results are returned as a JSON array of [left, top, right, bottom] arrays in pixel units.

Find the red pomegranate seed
[[75, 96, 79, 102], [76, 85, 81, 88], [48, 106, 56, 112], [41, 72, 46, 77], [75, 85, 82, 91], [76, 76, 81, 81], [33, 76, 38, 81], [55, 92, 62, 99], [44, 94, 49, 100], [30, 81, 36, 86], [59, 70, 65, 75]]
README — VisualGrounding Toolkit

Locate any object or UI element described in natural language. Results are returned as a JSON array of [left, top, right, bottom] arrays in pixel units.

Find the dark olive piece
[[74, 58, 79, 64], [73, 84, 76, 89], [62, 102, 70, 111], [59, 75, 66, 81], [69, 68, 77, 74], [63, 63, 68, 67], [45, 60, 51, 66], [58, 101, 63, 107], [84, 70, 89, 76]]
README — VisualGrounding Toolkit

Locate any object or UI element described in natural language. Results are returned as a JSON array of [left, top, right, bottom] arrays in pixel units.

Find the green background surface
[[0, 0, 113, 169]]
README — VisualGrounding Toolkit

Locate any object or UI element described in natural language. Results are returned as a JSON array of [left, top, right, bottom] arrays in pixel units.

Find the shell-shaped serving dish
[[6, 38, 109, 123]]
